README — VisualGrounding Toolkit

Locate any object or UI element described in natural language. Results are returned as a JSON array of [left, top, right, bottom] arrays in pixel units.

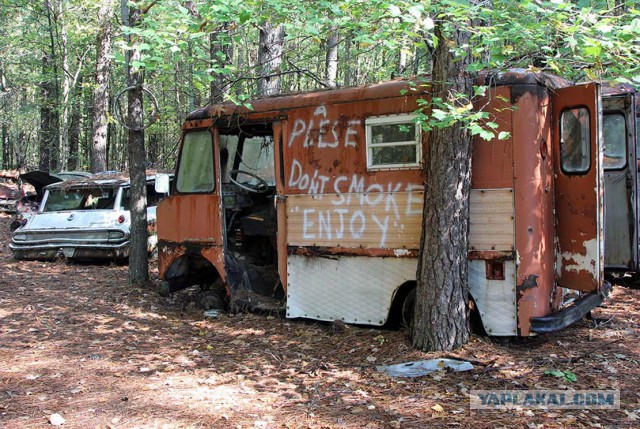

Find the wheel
[[158, 280, 171, 297], [401, 288, 416, 328], [196, 289, 226, 310], [228, 169, 269, 193]]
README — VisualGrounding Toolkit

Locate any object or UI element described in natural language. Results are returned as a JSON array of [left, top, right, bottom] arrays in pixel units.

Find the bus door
[[603, 92, 638, 270], [552, 83, 604, 293]]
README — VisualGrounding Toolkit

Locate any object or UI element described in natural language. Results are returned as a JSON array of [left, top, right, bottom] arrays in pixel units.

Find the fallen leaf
[[431, 404, 444, 413]]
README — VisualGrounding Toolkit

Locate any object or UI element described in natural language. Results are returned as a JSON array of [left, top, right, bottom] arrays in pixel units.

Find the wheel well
[[386, 281, 416, 328], [386, 281, 486, 334], [164, 253, 221, 292]]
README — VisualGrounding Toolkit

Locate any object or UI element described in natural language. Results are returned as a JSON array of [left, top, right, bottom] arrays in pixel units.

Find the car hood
[[19, 171, 63, 197]]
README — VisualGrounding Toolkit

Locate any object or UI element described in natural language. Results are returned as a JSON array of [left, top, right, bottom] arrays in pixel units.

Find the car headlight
[[13, 233, 27, 241], [108, 231, 126, 239]]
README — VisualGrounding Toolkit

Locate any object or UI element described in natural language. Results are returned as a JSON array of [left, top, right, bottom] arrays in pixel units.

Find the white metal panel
[[468, 260, 517, 336], [469, 189, 514, 251], [286, 254, 417, 325]]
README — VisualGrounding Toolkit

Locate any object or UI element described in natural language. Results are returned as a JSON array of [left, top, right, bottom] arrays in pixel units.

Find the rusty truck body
[[156, 69, 638, 336]]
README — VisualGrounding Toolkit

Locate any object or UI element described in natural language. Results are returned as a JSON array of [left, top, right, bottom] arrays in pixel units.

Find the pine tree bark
[[126, 4, 149, 285], [257, 22, 285, 97], [91, 0, 113, 173], [411, 23, 474, 351]]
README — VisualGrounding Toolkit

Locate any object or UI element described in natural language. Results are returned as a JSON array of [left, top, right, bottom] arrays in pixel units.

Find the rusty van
[[156, 69, 638, 336]]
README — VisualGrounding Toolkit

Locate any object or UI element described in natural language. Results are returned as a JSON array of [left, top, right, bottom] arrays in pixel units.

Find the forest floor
[[0, 212, 639, 429]]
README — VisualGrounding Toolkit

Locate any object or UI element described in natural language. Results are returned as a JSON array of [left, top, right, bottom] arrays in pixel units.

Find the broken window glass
[[560, 107, 590, 174], [603, 113, 626, 170]]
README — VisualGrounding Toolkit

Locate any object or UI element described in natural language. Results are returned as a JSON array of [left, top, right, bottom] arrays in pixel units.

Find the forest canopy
[[0, 0, 637, 172]]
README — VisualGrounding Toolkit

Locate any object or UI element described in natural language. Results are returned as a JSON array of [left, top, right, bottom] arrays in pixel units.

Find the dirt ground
[[0, 213, 639, 428]]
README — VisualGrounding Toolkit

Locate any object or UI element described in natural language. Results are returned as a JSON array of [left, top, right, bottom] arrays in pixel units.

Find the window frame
[[559, 106, 592, 175], [365, 114, 422, 171], [602, 112, 628, 171], [175, 128, 216, 194]]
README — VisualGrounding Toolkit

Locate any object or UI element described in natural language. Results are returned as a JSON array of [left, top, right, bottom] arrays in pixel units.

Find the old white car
[[10, 172, 170, 261]]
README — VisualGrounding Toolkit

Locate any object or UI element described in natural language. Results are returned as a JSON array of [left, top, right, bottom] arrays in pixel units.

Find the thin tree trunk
[[59, 0, 70, 170], [2, 123, 8, 169], [91, 0, 113, 173], [39, 54, 53, 171], [210, 24, 234, 104], [325, 28, 339, 88], [411, 21, 474, 352], [343, 32, 352, 87], [125, 3, 149, 285], [257, 22, 285, 97], [44, 0, 60, 171], [67, 75, 82, 170]]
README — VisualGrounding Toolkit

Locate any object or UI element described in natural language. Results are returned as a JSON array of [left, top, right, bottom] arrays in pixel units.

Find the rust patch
[[467, 250, 514, 260], [287, 246, 418, 258]]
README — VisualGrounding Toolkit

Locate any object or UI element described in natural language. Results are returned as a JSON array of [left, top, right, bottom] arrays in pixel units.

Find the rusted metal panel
[[509, 86, 557, 336], [468, 250, 514, 260], [282, 100, 425, 195], [156, 194, 222, 243], [156, 194, 223, 279], [552, 83, 603, 294], [273, 122, 289, 292], [288, 246, 419, 258], [286, 192, 423, 249], [187, 80, 427, 121], [468, 189, 514, 251], [477, 69, 571, 91], [471, 87, 514, 189]]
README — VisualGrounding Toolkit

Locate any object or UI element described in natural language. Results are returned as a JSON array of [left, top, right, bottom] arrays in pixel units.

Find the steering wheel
[[228, 170, 269, 193]]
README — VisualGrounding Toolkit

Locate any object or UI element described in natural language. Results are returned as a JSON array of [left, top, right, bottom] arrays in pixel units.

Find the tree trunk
[[257, 22, 285, 97], [411, 23, 474, 352], [125, 4, 149, 285], [44, 0, 60, 171], [91, 0, 113, 173], [67, 74, 82, 170], [2, 123, 8, 169], [343, 32, 352, 87], [210, 24, 234, 104], [325, 28, 339, 88], [39, 54, 54, 171]]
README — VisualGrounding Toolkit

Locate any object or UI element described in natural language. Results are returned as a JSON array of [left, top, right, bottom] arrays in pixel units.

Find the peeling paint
[[560, 238, 598, 275], [393, 249, 411, 257]]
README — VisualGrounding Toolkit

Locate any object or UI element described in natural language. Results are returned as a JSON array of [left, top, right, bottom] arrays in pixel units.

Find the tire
[[401, 287, 416, 329], [196, 289, 226, 310]]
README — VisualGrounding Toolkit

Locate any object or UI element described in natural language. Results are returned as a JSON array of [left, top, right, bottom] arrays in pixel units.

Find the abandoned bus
[[156, 69, 637, 336]]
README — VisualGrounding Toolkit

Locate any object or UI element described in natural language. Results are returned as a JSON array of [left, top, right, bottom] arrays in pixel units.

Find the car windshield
[[43, 187, 118, 212]]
